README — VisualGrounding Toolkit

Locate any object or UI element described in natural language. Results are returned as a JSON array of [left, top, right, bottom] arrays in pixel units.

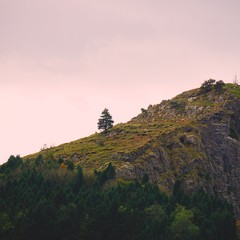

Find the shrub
[[215, 80, 225, 93], [200, 79, 216, 93]]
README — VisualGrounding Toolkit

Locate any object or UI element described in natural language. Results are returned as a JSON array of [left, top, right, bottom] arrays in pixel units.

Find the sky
[[0, 0, 240, 164]]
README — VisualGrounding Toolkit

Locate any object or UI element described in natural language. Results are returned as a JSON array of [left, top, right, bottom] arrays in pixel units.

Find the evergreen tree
[[0, 156, 237, 240], [97, 108, 114, 132], [73, 166, 84, 193]]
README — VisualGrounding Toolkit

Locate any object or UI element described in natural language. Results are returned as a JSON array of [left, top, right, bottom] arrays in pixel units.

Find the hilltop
[[23, 82, 240, 215], [0, 81, 240, 239]]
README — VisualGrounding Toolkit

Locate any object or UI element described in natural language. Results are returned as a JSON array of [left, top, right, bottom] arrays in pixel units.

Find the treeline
[[0, 155, 237, 240]]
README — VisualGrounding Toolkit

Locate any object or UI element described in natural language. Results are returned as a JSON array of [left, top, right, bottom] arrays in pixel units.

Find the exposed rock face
[[27, 84, 240, 216], [196, 100, 240, 215], [116, 87, 240, 216]]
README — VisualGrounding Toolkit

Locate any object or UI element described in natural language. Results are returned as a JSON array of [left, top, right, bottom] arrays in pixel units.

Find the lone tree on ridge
[[97, 108, 114, 132]]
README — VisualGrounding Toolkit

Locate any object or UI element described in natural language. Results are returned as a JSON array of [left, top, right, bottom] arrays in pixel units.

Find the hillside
[[0, 81, 240, 239], [23, 82, 240, 216]]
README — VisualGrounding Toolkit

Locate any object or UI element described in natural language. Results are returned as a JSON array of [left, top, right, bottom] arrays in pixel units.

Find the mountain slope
[[25, 83, 240, 215]]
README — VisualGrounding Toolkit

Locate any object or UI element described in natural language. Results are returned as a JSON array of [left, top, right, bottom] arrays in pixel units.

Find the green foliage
[[0, 212, 14, 236], [200, 79, 226, 94], [169, 205, 199, 240], [10, 82, 240, 239], [94, 162, 116, 186], [106, 162, 115, 179], [0, 156, 237, 240], [200, 79, 216, 93], [35, 154, 43, 166], [170, 100, 186, 110], [226, 83, 240, 98], [215, 80, 225, 93], [72, 166, 83, 192], [97, 108, 114, 132], [66, 160, 74, 171], [0, 155, 22, 173]]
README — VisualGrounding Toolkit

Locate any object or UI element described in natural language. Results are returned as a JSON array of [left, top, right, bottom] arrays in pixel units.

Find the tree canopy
[[97, 108, 114, 132], [200, 79, 225, 93], [0, 155, 237, 240]]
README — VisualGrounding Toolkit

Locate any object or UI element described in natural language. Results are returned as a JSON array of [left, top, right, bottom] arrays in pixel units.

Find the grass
[[25, 118, 195, 170], [24, 84, 239, 173], [226, 83, 240, 98]]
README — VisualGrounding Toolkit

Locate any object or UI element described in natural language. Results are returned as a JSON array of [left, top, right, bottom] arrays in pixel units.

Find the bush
[[215, 80, 225, 93], [170, 101, 186, 111], [200, 79, 216, 93]]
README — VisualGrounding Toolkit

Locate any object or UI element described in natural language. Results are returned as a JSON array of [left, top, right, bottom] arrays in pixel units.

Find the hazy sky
[[1, 0, 240, 163]]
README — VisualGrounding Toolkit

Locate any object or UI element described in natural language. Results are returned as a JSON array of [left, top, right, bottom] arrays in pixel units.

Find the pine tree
[[97, 108, 114, 132]]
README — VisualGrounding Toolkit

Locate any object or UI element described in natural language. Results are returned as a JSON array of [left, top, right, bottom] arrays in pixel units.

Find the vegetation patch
[[0, 156, 237, 240], [226, 83, 240, 98]]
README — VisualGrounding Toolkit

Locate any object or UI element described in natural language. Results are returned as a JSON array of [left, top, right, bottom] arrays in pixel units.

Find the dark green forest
[[0, 155, 237, 240]]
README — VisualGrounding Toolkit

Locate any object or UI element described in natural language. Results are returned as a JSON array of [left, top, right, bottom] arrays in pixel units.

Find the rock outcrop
[[25, 83, 240, 216], [115, 85, 240, 216]]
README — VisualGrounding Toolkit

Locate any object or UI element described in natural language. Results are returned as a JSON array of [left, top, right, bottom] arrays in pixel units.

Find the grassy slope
[[25, 84, 240, 171]]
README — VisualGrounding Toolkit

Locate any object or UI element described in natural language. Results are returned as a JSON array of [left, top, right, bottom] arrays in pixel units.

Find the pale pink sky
[[0, 0, 240, 163]]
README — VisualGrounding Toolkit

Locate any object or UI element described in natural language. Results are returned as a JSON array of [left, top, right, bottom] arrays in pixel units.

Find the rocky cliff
[[26, 83, 240, 215]]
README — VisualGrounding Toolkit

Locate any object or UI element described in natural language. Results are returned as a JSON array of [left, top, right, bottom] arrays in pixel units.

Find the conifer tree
[[97, 108, 114, 132]]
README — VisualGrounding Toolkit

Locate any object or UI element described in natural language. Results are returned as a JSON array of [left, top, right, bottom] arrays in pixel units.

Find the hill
[[0, 80, 240, 239], [23, 81, 240, 216]]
